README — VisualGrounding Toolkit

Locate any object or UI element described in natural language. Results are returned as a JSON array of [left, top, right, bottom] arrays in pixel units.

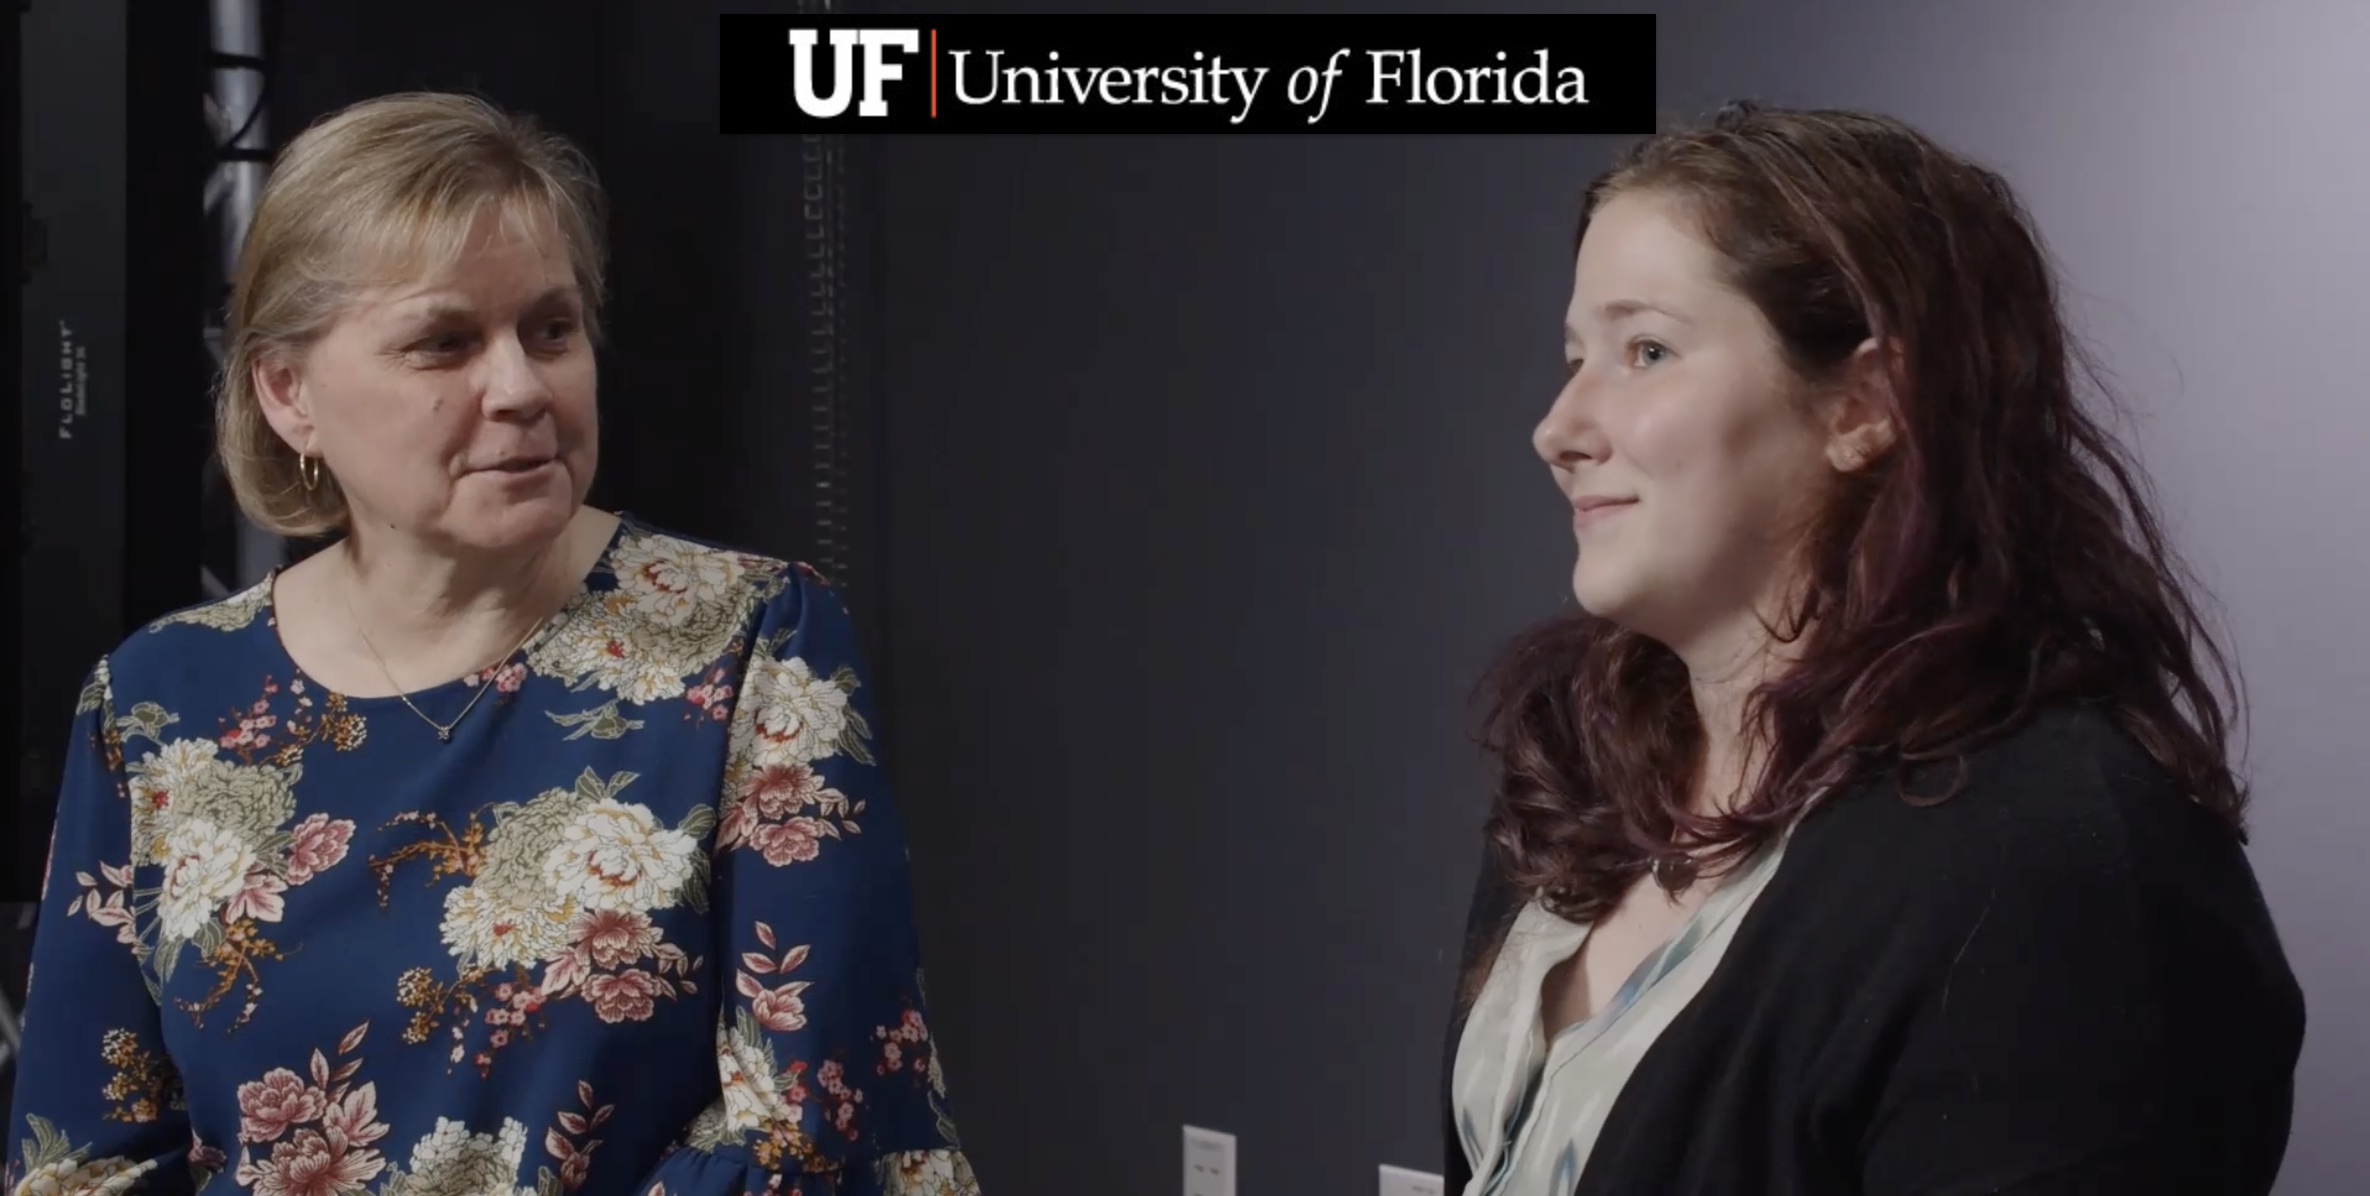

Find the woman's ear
[[252, 352, 315, 455], [1825, 337, 1900, 472]]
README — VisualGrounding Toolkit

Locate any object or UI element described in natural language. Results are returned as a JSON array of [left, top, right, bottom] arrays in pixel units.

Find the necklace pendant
[[437, 728, 451, 742]]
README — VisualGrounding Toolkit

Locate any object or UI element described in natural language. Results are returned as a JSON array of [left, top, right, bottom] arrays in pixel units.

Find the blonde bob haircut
[[215, 91, 609, 538]]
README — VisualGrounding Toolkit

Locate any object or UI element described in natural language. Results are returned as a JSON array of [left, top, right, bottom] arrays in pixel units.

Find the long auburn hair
[[1471, 102, 2245, 960]]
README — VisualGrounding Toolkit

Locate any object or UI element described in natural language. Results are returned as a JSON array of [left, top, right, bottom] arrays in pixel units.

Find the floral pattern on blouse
[[4, 516, 978, 1196]]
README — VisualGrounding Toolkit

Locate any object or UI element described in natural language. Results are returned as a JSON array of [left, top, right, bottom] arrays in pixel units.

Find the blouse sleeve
[[5, 660, 200, 1196], [638, 566, 979, 1196]]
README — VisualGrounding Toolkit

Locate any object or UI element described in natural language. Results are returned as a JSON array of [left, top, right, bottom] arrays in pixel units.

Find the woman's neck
[[1676, 611, 1800, 818], [336, 507, 611, 664]]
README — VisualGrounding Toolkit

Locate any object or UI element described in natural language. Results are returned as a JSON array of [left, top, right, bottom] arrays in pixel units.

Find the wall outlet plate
[[1380, 1163, 1446, 1196], [1183, 1125, 1236, 1196]]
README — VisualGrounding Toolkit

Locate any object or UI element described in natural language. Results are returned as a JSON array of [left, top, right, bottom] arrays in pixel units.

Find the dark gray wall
[[867, 2, 2365, 1194], [875, 132, 1579, 1194]]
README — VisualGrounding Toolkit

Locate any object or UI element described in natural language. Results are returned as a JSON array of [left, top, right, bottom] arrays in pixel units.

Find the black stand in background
[[4, 0, 30, 1132], [4, 0, 24, 1132], [14, 1, 211, 902], [7, 0, 30, 905]]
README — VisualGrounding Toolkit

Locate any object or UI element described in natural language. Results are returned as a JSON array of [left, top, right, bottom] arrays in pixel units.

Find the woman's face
[[1533, 189, 1842, 656], [259, 203, 598, 556]]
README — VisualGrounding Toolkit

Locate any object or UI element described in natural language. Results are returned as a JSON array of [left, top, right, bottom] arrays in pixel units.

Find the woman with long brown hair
[[1443, 102, 2304, 1195]]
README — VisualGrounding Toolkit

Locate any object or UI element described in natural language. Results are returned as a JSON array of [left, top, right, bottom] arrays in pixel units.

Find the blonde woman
[[4, 92, 977, 1196]]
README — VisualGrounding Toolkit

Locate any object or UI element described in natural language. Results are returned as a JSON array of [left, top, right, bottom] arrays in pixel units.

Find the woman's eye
[[1632, 340, 1668, 367]]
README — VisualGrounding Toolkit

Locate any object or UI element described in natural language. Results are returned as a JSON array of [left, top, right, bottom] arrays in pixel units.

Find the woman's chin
[[1570, 560, 1630, 619], [1571, 569, 1676, 640]]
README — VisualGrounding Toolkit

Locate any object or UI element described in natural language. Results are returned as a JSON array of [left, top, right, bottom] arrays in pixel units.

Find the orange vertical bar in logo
[[930, 30, 939, 117]]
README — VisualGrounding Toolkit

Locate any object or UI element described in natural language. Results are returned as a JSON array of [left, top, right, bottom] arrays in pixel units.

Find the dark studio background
[[12, 3, 2366, 1194]]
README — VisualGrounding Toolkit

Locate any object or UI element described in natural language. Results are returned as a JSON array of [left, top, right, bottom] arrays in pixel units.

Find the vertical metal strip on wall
[[205, 0, 281, 592], [796, 0, 856, 597]]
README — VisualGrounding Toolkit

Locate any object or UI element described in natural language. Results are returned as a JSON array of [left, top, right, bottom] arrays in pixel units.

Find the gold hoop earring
[[300, 455, 322, 492]]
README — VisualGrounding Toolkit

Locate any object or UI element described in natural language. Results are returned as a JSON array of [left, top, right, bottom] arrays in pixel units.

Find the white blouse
[[1449, 836, 1791, 1195]]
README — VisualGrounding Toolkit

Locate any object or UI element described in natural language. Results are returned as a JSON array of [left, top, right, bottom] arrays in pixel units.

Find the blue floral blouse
[[3, 515, 978, 1196]]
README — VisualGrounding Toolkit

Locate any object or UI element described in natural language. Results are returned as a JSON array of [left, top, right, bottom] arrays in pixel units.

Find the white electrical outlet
[[1183, 1125, 1236, 1196], [1380, 1163, 1445, 1196]]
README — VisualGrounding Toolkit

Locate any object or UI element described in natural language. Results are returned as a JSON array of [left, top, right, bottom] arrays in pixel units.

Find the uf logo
[[788, 29, 921, 118]]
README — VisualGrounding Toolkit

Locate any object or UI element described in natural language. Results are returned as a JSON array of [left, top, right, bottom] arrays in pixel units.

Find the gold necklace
[[344, 578, 549, 743]]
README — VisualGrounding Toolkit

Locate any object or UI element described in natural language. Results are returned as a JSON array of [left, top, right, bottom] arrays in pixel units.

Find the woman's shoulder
[[1788, 704, 2296, 997], [518, 516, 852, 706], [601, 516, 839, 616], [83, 578, 280, 696], [1802, 704, 2249, 882], [126, 577, 276, 643], [1764, 706, 2304, 1172]]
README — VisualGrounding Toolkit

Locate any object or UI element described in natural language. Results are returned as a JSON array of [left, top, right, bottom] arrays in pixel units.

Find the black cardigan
[[1440, 706, 2305, 1195]]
